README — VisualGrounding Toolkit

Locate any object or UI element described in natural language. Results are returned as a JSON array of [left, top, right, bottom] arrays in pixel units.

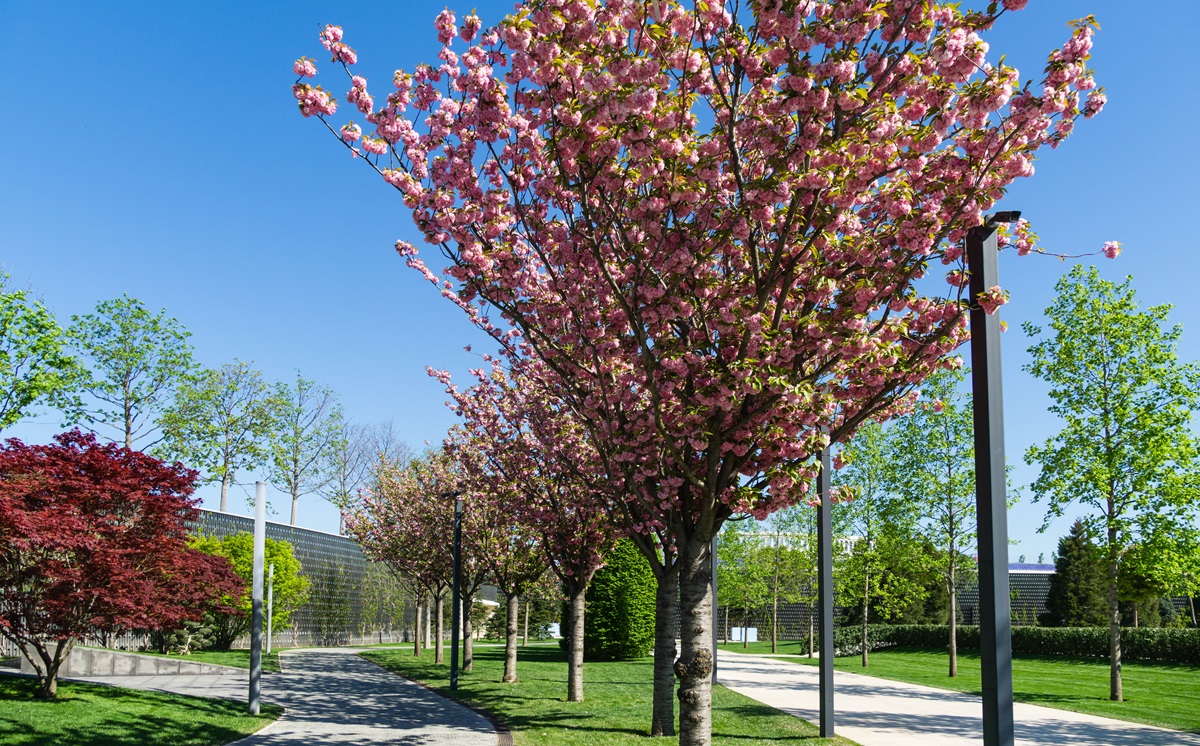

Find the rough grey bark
[[675, 540, 714, 746], [567, 584, 586, 702], [523, 600, 530, 646], [435, 591, 445, 665], [862, 564, 870, 668], [463, 591, 474, 673], [413, 599, 422, 657], [948, 561, 958, 678], [651, 572, 678, 736], [219, 473, 231, 513], [503, 594, 520, 683], [1108, 536, 1123, 701]]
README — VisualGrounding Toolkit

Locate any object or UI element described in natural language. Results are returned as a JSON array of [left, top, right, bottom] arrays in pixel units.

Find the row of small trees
[[0, 282, 412, 525]]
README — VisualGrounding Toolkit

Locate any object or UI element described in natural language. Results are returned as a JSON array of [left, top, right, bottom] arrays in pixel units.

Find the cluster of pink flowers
[[297, 5, 1108, 731]]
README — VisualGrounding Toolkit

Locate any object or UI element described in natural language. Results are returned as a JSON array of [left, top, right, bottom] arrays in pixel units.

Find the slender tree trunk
[[1134, 606, 1139, 628], [463, 591, 474, 672], [220, 473, 231, 513], [651, 571, 678, 736], [338, 512, 346, 535], [523, 599, 530, 646], [862, 563, 870, 668], [949, 563, 958, 678], [742, 604, 749, 649], [290, 493, 299, 526], [425, 594, 432, 649], [808, 610, 814, 658], [436, 591, 445, 665], [1108, 540, 1122, 701], [772, 579, 779, 654], [414, 600, 422, 657], [1189, 595, 1197, 627], [32, 639, 74, 700], [723, 607, 729, 645], [676, 539, 715, 746], [567, 583, 586, 701], [503, 594, 520, 683]]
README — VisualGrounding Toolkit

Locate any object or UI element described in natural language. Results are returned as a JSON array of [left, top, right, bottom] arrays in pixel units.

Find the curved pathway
[[718, 650, 1200, 746], [72, 647, 497, 745]]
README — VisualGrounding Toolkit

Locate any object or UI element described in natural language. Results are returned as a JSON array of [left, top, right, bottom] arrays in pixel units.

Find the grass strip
[[717, 644, 1200, 734], [0, 675, 280, 745], [363, 643, 855, 746]]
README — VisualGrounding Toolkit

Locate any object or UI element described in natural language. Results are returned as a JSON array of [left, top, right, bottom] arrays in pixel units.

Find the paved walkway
[[717, 650, 1200, 746], [71, 648, 497, 745]]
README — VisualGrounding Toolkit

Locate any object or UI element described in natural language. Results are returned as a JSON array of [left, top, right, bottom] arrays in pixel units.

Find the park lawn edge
[[111, 647, 283, 673], [0, 673, 282, 746]]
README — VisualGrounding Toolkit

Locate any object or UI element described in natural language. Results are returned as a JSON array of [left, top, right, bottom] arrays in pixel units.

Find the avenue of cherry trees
[[296, 2, 1115, 743]]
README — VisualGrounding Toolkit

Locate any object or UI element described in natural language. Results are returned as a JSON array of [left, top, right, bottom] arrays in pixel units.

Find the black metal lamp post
[[816, 436, 834, 738], [711, 534, 719, 685], [445, 492, 464, 690], [967, 213, 1019, 746]]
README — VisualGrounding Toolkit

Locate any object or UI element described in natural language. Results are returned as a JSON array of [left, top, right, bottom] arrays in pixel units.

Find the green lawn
[[131, 649, 281, 674], [363, 645, 855, 746], [725, 644, 1200, 733], [0, 676, 280, 745]]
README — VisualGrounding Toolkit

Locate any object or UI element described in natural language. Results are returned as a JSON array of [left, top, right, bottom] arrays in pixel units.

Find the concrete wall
[[19, 646, 244, 677]]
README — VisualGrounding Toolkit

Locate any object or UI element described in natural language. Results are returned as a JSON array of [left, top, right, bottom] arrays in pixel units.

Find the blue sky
[[1, 1, 1196, 560]]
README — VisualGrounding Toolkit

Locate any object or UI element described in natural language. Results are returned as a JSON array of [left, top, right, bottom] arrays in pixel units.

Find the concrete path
[[71, 647, 498, 745], [717, 650, 1200, 746]]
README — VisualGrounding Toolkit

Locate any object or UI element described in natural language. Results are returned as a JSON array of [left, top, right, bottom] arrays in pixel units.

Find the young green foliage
[[64, 295, 196, 450], [0, 276, 79, 431], [1024, 266, 1200, 700]]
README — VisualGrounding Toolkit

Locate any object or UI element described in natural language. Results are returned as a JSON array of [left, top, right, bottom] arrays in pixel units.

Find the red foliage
[[0, 430, 243, 697]]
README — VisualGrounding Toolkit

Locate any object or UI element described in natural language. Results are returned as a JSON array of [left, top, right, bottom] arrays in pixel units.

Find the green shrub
[[835, 624, 1200, 664], [575, 539, 656, 661]]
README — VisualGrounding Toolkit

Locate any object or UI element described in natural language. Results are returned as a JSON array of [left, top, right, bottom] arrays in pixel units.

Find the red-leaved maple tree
[[0, 430, 242, 698]]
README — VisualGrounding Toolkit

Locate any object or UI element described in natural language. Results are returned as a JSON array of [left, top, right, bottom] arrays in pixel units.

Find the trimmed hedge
[[830, 624, 1200, 664], [576, 539, 657, 661]]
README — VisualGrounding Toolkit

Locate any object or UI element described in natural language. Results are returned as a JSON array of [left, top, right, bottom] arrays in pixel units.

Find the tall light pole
[[710, 534, 719, 685], [446, 492, 464, 690], [249, 481, 266, 715], [968, 212, 1019, 746], [816, 437, 834, 738]]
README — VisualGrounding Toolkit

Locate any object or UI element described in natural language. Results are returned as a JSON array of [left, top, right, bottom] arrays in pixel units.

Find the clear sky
[[1, 1, 1196, 560]]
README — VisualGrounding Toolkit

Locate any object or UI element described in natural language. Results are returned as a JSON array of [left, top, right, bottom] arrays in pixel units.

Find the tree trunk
[[808, 611, 814, 658], [1108, 545, 1123, 701], [463, 591, 474, 672], [651, 571, 678, 736], [414, 599, 423, 657], [220, 473, 231, 513], [675, 540, 715, 746], [425, 594, 432, 649], [503, 594, 520, 683], [30, 639, 74, 700], [771, 541, 780, 654], [948, 571, 958, 678], [338, 512, 346, 535], [290, 493, 299, 526], [567, 583, 586, 701], [862, 563, 869, 668], [523, 598, 530, 646], [742, 604, 749, 649], [723, 607, 729, 645], [436, 592, 445, 665], [1190, 595, 1197, 627]]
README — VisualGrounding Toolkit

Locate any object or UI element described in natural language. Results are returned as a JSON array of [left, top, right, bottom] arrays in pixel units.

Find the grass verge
[[0, 675, 280, 745], [130, 649, 281, 673], [363, 644, 855, 746], [720, 644, 1200, 733]]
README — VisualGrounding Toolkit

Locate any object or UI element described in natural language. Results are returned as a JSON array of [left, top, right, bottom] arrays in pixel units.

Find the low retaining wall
[[20, 646, 244, 677]]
